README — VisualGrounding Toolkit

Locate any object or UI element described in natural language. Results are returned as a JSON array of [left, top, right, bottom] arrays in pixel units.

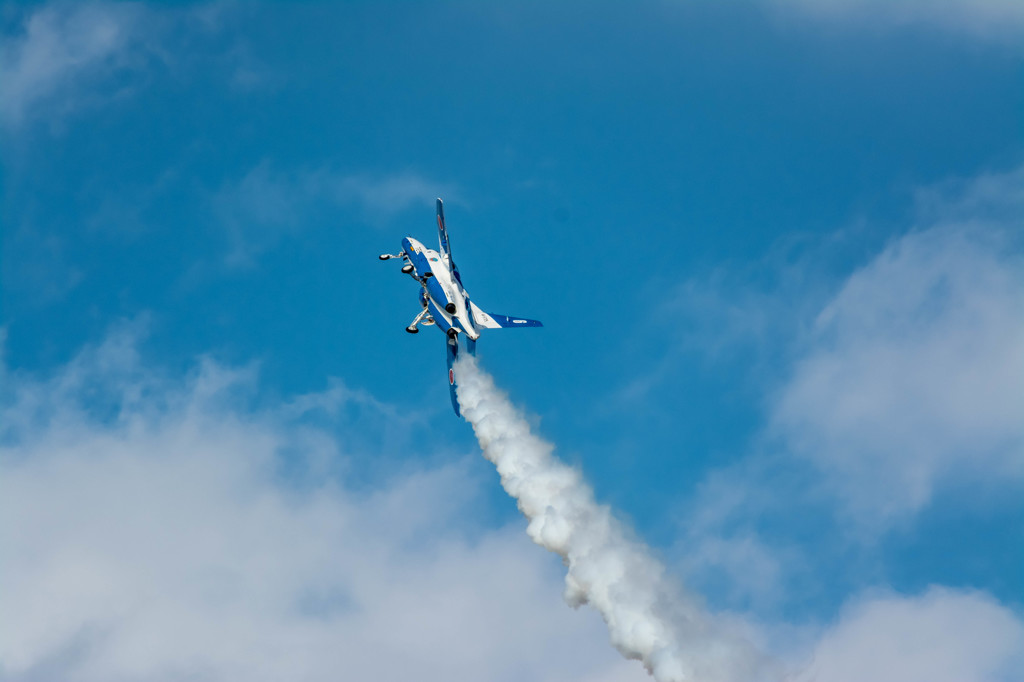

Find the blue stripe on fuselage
[[425, 277, 449, 310], [402, 238, 432, 277], [427, 300, 451, 334]]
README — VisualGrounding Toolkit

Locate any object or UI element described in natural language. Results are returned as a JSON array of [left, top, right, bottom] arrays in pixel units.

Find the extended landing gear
[[407, 308, 428, 334], [381, 252, 417, 277]]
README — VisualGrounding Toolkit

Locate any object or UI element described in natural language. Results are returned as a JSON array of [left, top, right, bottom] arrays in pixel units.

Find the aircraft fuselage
[[401, 236, 480, 341]]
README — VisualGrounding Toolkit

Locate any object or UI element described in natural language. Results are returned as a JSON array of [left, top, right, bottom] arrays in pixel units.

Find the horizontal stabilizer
[[470, 302, 542, 329]]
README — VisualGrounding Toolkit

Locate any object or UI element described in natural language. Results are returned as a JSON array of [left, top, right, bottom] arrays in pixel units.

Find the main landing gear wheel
[[401, 264, 414, 274], [406, 326, 419, 334]]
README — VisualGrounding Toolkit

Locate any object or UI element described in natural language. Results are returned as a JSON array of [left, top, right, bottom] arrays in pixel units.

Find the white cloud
[[772, 200, 1024, 526], [769, 0, 1024, 43], [660, 167, 1024, 623], [796, 588, 1024, 682], [5, 320, 1022, 682], [0, 328, 648, 682]]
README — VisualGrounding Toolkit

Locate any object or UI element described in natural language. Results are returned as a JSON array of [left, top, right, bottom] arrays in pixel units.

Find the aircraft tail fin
[[469, 302, 543, 329], [437, 197, 462, 283], [446, 335, 460, 417]]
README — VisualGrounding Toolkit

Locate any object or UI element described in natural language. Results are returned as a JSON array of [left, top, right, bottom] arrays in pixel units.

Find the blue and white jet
[[379, 198, 542, 416]]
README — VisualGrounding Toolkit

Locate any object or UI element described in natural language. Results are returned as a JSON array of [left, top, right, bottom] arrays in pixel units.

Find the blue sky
[[2, 2, 1023, 680]]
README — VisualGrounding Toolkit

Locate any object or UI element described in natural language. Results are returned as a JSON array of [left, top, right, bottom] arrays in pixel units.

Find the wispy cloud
[[772, 173, 1024, 528], [658, 166, 1024, 533], [329, 173, 458, 216], [214, 161, 456, 266], [0, 2, 269, 131], [0, 3, 151, 129], [671, 463, 802, 615], [662, 166, 1024, 628], [769, 0, 1024, 44]]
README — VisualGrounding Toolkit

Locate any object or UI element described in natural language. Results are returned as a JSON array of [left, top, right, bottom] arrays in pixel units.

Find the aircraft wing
[[470, 302, 543, 329]]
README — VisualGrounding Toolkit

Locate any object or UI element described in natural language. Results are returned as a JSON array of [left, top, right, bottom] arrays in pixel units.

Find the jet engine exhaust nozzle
[[445, 303, 457, 314]]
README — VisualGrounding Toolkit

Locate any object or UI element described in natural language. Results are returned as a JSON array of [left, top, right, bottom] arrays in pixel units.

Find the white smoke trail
[[455, 355, 767, 682]]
